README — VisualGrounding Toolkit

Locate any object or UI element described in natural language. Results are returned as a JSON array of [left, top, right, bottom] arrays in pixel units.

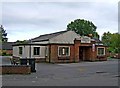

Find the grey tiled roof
[[1, 42, 15, 50], [92, 38, 102, 43], [31, 30, 68, 42]]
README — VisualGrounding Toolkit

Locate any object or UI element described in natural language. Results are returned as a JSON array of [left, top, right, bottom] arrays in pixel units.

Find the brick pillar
[[50, 45, 58, 63], [46, 45, 51, 63], [74, 40, 80, 62]]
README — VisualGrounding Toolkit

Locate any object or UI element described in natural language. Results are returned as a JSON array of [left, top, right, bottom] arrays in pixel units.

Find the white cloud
[[1, 1, 118, 42], [1, 0, 119, 3]]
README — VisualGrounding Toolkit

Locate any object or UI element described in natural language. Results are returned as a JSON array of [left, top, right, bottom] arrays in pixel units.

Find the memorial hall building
[[13, 30, 107, 63]]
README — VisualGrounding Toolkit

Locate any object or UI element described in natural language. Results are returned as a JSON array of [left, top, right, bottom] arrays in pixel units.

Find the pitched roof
[[1, 42, 15, 50], [92, 38, 102, 43], [31, 30, 68, 42]]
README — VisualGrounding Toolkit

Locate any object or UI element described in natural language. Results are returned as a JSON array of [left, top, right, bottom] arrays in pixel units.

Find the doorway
[[79, 46, 91, 61]]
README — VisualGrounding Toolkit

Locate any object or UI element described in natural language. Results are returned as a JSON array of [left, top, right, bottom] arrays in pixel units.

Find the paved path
[[1, 59, 119, 86]]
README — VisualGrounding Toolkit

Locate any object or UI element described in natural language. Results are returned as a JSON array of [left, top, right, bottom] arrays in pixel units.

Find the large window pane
[[58, 46, 70, 56], [97, 48, 105, 56], [34, 47, 40, 55], [19, 47, 22, 55]]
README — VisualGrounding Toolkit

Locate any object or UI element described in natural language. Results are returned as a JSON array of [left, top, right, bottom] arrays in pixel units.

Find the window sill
[[97, 55, 105, 56], [97, 55, 106, 58], [33, 55, 40, 57], [58, 55, 70, 57], [58, 56, 70, 60]]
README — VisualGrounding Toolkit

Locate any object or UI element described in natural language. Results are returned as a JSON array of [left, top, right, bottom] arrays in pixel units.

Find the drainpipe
[[24, 45, 26, 58], [29, 45, 31, 59], [49, 45, 51, 63], [29, 40, 31, 59], [92, 43, 95, 61]]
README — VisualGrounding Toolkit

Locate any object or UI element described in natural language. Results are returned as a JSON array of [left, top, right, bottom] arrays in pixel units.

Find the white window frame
[[97, 47, 105, 56], [58, 46, 70, 57]]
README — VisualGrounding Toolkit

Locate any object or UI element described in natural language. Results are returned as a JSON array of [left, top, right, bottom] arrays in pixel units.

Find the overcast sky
[[1, 0, 119, 42]]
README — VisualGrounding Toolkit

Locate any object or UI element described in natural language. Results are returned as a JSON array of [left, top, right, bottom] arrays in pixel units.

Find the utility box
[[29, 59, 36, 72], [20, 58, 27, 65], [19, 58, 36, 72]]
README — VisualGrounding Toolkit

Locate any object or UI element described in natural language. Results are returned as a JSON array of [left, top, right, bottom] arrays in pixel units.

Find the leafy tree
[[67, 19, 99, 39], [102, 32, 112, 46], [0, 25, 8, 43], [110, 33, 120, 53], [102, 32, 120, 53], [16, 40, 29, 44]]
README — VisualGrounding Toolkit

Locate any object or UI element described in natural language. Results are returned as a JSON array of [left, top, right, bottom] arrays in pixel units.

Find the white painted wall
[[13, 45, 24, 58], [13, 45, 46, 58], [30, 45, 46, 58]]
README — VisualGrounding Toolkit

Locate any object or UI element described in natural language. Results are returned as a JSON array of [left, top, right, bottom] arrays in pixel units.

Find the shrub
[[2, 52, 7, 56]]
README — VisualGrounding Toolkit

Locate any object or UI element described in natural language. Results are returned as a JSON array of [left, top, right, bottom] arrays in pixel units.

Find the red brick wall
[[47, 41, 107, 63], [50, 45, 58, 63], [74, 40, 80, 62], [0, 65, 31, 74], [48, 40, 102, 63], [35, 58, 46, 63], [50, 44, 76, 63], [74, 40, 97, 62], [84, 47, 91, 61], [70, 45, 75, 62]]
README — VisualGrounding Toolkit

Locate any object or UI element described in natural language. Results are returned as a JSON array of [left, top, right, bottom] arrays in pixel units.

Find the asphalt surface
[[1, 58, 119, 86]]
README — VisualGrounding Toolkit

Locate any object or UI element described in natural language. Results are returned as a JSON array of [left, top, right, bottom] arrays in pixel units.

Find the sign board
[[92, 44, 95, 52], [81, 36, 91, 43]]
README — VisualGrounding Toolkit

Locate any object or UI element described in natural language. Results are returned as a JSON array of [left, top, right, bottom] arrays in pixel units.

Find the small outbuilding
[[0, 42, 15, 56], [13, 30, 107, 63]]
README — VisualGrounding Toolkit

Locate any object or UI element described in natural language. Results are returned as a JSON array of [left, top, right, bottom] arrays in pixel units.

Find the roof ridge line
[[31, 30, 68, 41]]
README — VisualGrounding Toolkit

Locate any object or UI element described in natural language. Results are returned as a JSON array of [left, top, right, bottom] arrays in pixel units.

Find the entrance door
[[79, 47, 84, 61], [79, 46, 91, 61]]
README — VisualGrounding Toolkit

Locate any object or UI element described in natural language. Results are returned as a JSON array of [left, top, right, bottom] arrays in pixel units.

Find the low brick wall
[[35, 58, 46, 63], [0, 65, 31, 74], [97, 56, 107, 61]]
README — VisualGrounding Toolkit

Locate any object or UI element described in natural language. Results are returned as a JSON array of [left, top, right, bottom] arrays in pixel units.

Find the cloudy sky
[[1, 0, 119, 42]]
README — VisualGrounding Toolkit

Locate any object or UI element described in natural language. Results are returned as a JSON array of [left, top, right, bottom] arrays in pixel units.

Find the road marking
[[79, 68, 86, 72], [32, 81, 36, 83]]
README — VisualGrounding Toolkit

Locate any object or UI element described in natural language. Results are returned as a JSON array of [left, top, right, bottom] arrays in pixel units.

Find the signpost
[[81, 36, 91, 43]]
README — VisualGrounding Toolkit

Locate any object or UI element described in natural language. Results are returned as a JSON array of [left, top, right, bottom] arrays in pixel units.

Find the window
[[19, 47, 23, 55], [33, 47, 40, 55], [58, 46, 70, 56], [97, 48, 105, 56]]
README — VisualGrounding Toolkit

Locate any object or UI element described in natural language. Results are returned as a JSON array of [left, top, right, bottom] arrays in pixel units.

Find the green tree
[[110, 33, 120, 53], [67, 19, 99, 39], [16, 40, 29, 44], [102, 31, 112, 46], [0, 25, 8, 43], [102, 32, 120, 53]]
